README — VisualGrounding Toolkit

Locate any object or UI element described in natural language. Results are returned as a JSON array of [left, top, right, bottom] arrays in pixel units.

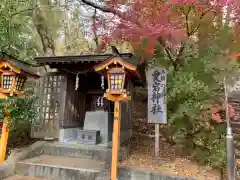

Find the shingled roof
[[35, 53, 140, 66], [35, 52, 146, 86]]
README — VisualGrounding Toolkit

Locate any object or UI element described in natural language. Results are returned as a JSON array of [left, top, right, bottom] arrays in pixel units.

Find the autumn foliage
[[212, 103, 236, 123], [82, 0, 240, 168], [89, 0, 240, 60]]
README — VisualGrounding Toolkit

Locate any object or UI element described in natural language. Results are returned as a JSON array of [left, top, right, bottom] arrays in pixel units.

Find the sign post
[[147, 67, 168, 156]]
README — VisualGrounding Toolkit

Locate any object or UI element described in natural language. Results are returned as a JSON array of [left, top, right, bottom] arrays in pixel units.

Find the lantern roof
[[94, 55, 141, 79], [0, 59, 40, 79]]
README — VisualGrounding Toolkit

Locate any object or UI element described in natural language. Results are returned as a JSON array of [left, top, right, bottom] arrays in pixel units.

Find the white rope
[[101, 75, 104, 89], [75, 72, 80, 90]]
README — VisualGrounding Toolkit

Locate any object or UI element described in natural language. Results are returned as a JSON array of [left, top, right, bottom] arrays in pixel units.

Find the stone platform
[[1, 141, 131, 180], [2, 141, 195, 180]]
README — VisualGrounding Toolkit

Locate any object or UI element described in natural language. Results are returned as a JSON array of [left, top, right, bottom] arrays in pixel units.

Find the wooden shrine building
[[32, 51, 145, 146]]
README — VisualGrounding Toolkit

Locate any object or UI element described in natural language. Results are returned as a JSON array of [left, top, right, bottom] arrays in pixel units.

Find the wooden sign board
[[147, 67, 168, 124]]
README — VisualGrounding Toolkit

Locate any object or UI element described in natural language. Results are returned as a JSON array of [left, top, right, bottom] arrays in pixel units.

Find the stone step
[[15, 155, 106, 180], [3, 175, 48, 180], [42, 142, 130, 163]]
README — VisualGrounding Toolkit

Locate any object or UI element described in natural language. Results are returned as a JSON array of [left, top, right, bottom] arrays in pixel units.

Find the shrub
[[149, 29, 240, 168], [0, 89, 38, 148]]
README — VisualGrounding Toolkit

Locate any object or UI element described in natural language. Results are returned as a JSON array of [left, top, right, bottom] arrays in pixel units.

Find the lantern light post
[[105, 67, 130, 180], [94, 56, 137, 180], [0, 60, 39, 163]]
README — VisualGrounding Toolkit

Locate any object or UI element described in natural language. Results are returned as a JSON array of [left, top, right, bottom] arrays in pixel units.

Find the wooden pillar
[[111, 101, 120, 180], [155, 124, 160, 157], [0, 105, 11, 163]]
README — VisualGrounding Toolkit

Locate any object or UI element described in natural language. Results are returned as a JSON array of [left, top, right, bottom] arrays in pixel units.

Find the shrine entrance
[[32, 53, 145, 145]]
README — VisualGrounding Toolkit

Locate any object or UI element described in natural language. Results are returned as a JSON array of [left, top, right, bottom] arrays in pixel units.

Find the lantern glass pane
[[109, 73, 124, 91], [3, 75, 13, 90], [14, 76, 26, 91]]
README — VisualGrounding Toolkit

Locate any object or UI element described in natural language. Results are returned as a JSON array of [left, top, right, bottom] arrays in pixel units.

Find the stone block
[[117, 167, 195, 180], [77, 130, 100, 145], [84, 111, 112, 144], [16, 161, 99, 180], [59, 128, 78, 143]]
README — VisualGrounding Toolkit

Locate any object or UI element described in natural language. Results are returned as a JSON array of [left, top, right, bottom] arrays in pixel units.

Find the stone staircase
[[3, 142, 131, 180]]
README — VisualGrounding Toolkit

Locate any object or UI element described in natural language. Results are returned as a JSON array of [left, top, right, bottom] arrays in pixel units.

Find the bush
[[0, 89, 38, 148], [150, 27, 240, 169]]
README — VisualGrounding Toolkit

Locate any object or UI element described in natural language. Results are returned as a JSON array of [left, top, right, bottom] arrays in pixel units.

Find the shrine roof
[[35, 53, 141, 66], [35, 53, 146, 86]]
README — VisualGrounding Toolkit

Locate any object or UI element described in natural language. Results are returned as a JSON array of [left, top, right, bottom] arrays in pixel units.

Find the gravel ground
[[120, 135, 222, 180]]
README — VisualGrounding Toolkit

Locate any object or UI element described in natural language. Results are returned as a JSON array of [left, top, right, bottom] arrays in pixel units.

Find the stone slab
[[96, 167, 195, 180], [16, 155, 106, 180], [3, 175, 48, 180], [18, 155, 105, 171], [83, 111, 112, 144], [117, 167, 195, 180], [77, 130, 100, 145]]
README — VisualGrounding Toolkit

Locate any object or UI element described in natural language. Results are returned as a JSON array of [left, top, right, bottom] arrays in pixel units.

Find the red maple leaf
[[85, 0, 240, 59]]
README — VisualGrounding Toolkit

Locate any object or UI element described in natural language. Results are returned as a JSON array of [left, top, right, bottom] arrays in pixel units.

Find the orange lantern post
[[0, 59, 39, 163], [95, 56, 138, 180]]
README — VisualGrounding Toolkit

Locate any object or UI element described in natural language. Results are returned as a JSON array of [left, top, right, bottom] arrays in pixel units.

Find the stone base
[[59, 128, 78, 143], [84, 111, 112, 144], [116, 167, 195, 180], [77, 130, 100, 145]]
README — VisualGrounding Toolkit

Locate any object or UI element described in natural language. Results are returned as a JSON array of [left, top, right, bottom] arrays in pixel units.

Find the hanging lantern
[[0, 71, 26, 95], [107, 68, 126, 94], [0, 60, 38, 98]]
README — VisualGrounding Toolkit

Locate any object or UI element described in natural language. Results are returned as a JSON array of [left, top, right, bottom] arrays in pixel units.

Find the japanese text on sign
[[147, 67, 167, 124]]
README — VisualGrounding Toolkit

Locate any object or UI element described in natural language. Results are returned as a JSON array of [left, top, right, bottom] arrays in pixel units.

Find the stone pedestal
[[83, 111, 113, 145]]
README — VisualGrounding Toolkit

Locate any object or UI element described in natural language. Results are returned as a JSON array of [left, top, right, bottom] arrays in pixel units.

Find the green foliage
[[153, 26, 240, 169], [0, 0, 42, 62], [0, 89, 38, 147]]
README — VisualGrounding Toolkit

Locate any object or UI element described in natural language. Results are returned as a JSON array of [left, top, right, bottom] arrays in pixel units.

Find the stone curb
[[117, 167, 195, 180], [96, 166, 195, 180], [0, 141, 46, 179]]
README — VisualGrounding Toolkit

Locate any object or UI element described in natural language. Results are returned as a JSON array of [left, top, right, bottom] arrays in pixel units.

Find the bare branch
[[158, 38, 178, 70], [189, 7, 213, 35], [185, 6, 192, 36], [80, 0, 142, 27], [80, 0, 120, 15], [174, 42, 186, 69]]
